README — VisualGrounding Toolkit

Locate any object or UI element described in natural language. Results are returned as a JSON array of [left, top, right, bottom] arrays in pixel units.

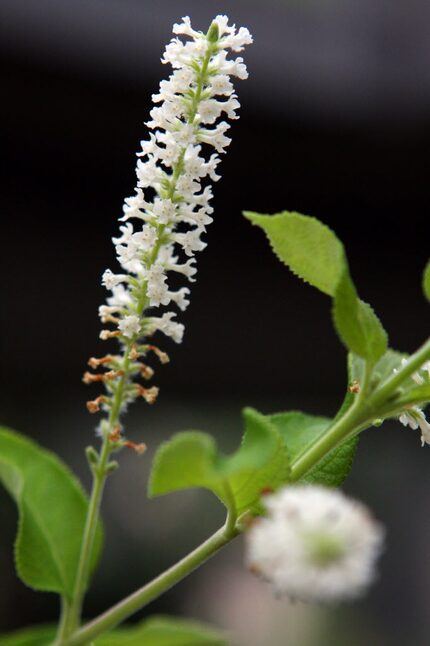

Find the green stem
[[59, 437, 112, 639], [64, 523, 239, 646], [59, 346, 134, 639], [366, 337, 430, 412], [222, 481, 238, 536], [290, 398, 366, 482], [290, 339, 430, 482], [55, 598, 73, 643]]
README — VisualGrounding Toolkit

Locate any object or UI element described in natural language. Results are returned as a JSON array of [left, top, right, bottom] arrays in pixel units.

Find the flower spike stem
[[56, 439, 113, 641], [57, 354, 133, 640], [62, 522, 240, 646]]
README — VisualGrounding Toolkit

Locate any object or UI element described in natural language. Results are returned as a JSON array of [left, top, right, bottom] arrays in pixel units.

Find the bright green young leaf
[[0, 427, 103, 600], [269, 411, 357, 486], [225, 409, 290, 514], [149, 408, 289, 516], [244, 210, 388, 361], [423, 259, 430, 302], [147, 431, 219, 496], [244, 211, 344, 296], [0, 617, 227, 646]]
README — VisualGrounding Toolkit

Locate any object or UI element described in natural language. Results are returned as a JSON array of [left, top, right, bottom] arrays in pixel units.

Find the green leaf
[[96, 616, 227, 645], [149, 408, 289, 516], [226, 409, 290, 514], [244, 210, 388, 361], [372, 349, 407, 384], [269, 411, 357, 486], [244, 211, 344, 296], [148, 431, 219, 496], [0, 625, 55, 646], [0, 427, 102, 600], [423, 259, 430, 302], [332, 272, 388, 361], [0, 617, 227, 646]]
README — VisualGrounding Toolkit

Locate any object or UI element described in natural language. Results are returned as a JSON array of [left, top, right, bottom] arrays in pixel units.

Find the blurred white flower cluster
[[246, 485, 384, 603], [85, 16, 252, 416]]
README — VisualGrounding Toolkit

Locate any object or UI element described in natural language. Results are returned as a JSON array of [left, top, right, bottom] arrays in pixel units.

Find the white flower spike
[[85, 16, 252, 420], [246, 485, 384, 603]]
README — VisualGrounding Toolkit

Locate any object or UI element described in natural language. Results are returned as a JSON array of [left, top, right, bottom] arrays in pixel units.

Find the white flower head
[[245, 485, 384, 603]]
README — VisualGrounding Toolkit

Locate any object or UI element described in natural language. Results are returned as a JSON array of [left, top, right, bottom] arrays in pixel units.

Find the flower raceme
[[83, 16, 252, 427], [245, 485, 384, 603]]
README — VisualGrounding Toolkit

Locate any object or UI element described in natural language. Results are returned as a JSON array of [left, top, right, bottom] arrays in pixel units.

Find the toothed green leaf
[[332, 272, 388, 361], [227, 409, 290, 514], [269, 411, 357, 486], [149, 408, 289, 516], [0, 427, 102, 599], [244, 210, 387, 361], [243, 210, 343, 296]]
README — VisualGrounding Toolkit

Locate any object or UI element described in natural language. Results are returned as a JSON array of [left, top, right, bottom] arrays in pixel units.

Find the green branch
[[63, 522, 239, 646]]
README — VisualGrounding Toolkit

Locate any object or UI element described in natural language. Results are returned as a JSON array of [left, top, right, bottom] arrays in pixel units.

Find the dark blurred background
[[1, 1, 430, 644]]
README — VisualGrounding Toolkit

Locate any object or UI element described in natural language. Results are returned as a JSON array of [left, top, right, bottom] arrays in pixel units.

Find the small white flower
[[246, 485, 384, 603], [168, 287, 191, 311], [106, 284, 133, 308], [98, 305, 120, 322], [399, 407, 430, 446], [172, 16, 200, 39], [173, 229, 207, 256], [394, 358, 430, 444], [118, 315, 140, 339], [166, 257, 197, 282], [121, 189, 147, 220], [102, 269, 129, 289], [112, 223, 134, 245], [115, 241, 140, 266], [152, 198, 177, 225], [131, 225, 158, 251], [148, 312, 185, 343], [209, 75, 235, 96], [198, 121, 232, 153], [147, 281, 171, 308]]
